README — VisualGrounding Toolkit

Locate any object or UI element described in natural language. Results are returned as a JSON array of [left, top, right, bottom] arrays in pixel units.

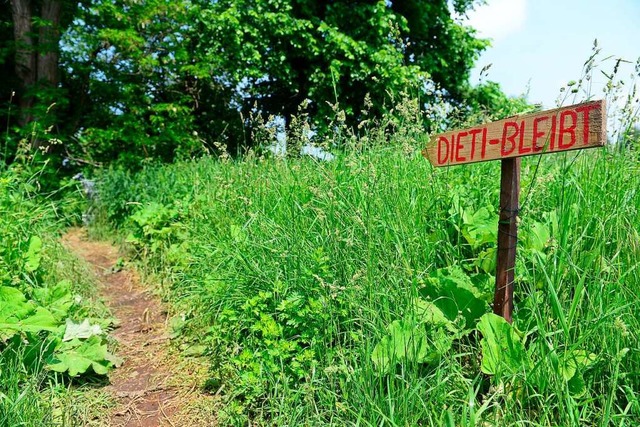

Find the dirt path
[[62, 228, 216, 426]]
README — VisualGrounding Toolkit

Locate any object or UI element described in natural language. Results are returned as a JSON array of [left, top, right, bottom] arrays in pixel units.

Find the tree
[[5, 0, 73, 125], [3, 0, 512, 167], [60, 0, 204, 167], [194, 0, 489, 146], [0, 0, 82, 165], [390, 0, 488, 101]]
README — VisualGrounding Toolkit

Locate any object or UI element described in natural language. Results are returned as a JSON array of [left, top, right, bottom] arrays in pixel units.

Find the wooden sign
[[422, 100, 606, 167], [421, 100, 606, 323]]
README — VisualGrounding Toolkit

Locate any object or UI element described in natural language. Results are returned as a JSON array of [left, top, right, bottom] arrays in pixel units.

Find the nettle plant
[[0, 236, 121, 377]]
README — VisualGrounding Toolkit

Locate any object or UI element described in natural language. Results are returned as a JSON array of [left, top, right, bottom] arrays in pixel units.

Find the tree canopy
[[1, 0, 520, 168]]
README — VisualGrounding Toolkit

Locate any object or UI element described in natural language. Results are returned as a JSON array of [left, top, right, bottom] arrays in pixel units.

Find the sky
[[462, 0, 640, 109]]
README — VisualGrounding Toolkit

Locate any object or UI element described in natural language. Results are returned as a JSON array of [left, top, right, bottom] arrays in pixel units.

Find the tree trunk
[[10, 0, 63, 150], [38, 0, 62, 86], [10, 0, 36, 124]]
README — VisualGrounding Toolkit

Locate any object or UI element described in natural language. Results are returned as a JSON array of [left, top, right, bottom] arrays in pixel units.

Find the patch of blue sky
[[461, 0, 640, 110]]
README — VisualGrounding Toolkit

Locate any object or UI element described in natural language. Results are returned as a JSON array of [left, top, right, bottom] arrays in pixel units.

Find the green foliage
[[371, 319, 430, 370], [465, 81, 535, 122], [391, 0, 489, 101], [24, 235, 43, 272], [61, 0, 204, 168], [4, 0, 514, 167], [94, 135, 640, 424], [420, 266, 489, 328], [459, 205, 497, 249], [126, 202, 186, 253], [0, 165, 116, 424], [371, 296, 463, 372], [0, 286, 58, 339], [32, 281, 75, 320], [558, 350, 596, 398], [477, 313, 527, 376], [0, 276, 118, 378], [215, 283, 331, 402], [48, 335, 121, 377], [195, 0, 491, 141]]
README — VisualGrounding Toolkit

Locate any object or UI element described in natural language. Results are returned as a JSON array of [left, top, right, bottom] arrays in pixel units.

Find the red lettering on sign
[[424, 100, 604, 167], [481, 127, 489, 159], [532, 116, 547, 152], [437, 136, 450, 165], [517, 119, 530, 154], [501, 121, 519, 156], [550, 115, 557, 150], [558, 110, 577, 149], [456, 131, 468, 162], [468, 128, 482, 161], [575, 103, 599, 145]]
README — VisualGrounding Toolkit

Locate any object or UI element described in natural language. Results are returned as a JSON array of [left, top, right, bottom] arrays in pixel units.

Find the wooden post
[[493, 157, 520, 323]]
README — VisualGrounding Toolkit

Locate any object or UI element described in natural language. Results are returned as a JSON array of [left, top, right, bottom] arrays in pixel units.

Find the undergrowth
[[94, 139, 640, 425], [91, 48, 640, 425], [0, 160, 117, 426]]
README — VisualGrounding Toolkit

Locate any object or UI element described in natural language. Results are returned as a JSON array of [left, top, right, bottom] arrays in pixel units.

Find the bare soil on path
[[62, 228, 216, 426]]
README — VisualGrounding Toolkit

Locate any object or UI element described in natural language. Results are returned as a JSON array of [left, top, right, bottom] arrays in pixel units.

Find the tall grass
[[96, 135, 640, 425], [0, 167, 114, 426], [92, 46, 640, 426]]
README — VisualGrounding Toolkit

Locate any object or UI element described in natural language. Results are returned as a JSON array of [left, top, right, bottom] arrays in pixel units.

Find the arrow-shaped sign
[[423, 100, 606, 167]]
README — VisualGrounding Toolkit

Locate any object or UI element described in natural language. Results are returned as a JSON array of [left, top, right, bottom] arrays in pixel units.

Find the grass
[[0, 168, 117, 426], [95, 138, 640, 425]]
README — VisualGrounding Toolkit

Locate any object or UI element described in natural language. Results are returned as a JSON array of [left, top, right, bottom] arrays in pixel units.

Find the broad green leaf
[[477, 313, 528, 376], [415, 299, 457, 333], [24, 236, 43, 272], [475, 246, 497, 274], [16, 307, 58, 333], [0, 285, 27, 304], [559, 356, 578, 381], [567, 372, 587, 398], [0, 287, 58, 339], [32, 281, 74, 320], [48, 349, 94, 376], [371, 319, 427, 371], [0, 298, 34, 337], [63, 318, 104, 342], [461, 207, 497, 249], [558, 350, 594, 381], [48, 336, 116, 377], [427, 327, 456, 363], [422, 267, 488, 329], [13, 333, 59, 373], [524, 221, 550, 253], [558, 350, 596, 397]]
